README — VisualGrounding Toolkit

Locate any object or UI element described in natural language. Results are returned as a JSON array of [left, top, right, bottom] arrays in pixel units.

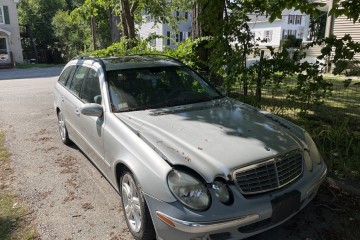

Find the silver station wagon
[[54, 55, 327, 240]]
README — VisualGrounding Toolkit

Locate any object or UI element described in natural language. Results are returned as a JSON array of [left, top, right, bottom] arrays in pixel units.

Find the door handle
[[61, 96, 65, 102]]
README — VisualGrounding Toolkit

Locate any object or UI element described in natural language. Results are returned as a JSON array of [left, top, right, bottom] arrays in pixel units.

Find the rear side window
[[58, 66, 74, 85], [69, 66, 88, 97], [81, 69, 101, 104]]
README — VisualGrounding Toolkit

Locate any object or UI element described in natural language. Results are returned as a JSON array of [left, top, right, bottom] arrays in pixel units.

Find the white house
[[137, 11, 192, 51], [248, 9, 311, 49], [0, 0, 23, 67]]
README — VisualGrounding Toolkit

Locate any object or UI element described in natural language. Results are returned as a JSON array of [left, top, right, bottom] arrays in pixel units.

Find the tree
[[18, 0, 67, 62], [52, 10, 92, 60]]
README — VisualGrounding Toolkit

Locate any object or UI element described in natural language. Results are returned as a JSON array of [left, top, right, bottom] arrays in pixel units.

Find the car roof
[[72, 55, 184, 72]]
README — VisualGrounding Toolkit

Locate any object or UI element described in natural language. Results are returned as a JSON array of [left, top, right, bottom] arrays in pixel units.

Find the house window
[[282, 29, 288, 39], [176, 11, 180, 20], [284, 30, 297, 38], [288, 15, 295, 24], [188, 31, 191, 39], [166, 31, 171, 46], [264, 30, 273, 42], [175, 33, 179, 42], [288, 30, 297, 37], [295, 15, 302, 25], [185, 12, 188, 20], [180, 32, 183, 42], [0, 6, 4, 24]]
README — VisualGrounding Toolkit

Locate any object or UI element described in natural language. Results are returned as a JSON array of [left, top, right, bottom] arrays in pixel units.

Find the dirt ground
[[0, 68, 359, 240]]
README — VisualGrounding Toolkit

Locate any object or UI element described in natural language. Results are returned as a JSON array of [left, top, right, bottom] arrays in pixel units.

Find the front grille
[[234, 150, 303, 195]]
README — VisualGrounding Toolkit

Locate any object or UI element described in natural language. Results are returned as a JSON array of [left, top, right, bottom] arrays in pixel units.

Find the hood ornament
[[264, 147, 271, 151]]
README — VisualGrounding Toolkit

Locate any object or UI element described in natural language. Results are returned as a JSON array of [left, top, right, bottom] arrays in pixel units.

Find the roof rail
[[72, 55, 107, 71], [128, 54, 185, 65]]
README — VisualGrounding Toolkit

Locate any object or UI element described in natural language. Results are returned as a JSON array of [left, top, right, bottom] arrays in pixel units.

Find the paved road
[[0, 68, 357, 240], [0, 67, 63, 80]]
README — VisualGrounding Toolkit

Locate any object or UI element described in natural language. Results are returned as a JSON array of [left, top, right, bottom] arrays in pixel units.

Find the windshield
[[107, 66, 222, 112]]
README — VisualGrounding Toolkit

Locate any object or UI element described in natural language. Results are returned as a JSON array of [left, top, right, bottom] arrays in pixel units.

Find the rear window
[[58, 66, 74, 85], [68, 66, 88, 97]]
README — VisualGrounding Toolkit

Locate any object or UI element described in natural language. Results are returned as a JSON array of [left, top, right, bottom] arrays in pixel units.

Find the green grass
[[0, 134, 9, 161], [0, 132, 39, 240], [16, 63, 64, 69]]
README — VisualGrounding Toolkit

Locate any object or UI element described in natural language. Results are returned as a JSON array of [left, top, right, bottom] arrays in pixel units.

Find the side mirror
[[81, 103, 103, 117]]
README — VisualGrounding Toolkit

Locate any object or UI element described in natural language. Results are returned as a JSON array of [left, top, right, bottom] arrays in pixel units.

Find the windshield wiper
[[114, 106, 147, 112]]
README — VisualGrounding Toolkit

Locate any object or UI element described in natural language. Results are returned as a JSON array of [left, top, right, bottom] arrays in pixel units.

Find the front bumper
[[145, 162, 327, 240], [155, 211, 259, 234]]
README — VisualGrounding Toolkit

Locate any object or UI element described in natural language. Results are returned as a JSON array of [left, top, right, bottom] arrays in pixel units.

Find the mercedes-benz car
[[54, 55, 327, 240]]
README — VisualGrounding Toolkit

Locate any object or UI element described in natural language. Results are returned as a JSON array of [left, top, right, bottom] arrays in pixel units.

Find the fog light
[[212, 181, 233, 205]]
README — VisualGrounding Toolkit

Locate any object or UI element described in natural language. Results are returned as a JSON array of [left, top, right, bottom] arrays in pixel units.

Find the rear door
[[62, 65, 89, 145]]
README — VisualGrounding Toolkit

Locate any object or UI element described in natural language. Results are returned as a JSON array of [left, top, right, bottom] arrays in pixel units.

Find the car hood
[[115, 98, 304, 182]]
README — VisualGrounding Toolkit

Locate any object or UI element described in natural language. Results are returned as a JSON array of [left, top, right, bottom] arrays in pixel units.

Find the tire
[[57, 110, 71, 145], [120, 171, 156, 240]]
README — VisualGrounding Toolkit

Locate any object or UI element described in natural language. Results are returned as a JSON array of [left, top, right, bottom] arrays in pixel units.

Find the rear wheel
[[57, 110, 71, 145], [120, 171, 156, 240]]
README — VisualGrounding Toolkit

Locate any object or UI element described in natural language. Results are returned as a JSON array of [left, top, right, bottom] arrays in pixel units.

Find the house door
[[0, 37, 10, 63]]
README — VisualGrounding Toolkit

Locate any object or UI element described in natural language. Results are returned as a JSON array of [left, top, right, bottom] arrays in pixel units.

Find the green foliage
[[18, 0, 67, 48], [308, 12, 327, 41], [330, 0, 360, 23], [280, 35, 302, 49], [90, 37, 158, 57], [90, 36, 200, 69], [313, 118, 360, 179], [315, 34, 360, 76], [165, 39, 200, 69], [52, 10, 92, 61]]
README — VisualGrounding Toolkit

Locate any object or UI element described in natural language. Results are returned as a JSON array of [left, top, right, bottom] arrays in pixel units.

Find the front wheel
[[120, 171, 156, 240]]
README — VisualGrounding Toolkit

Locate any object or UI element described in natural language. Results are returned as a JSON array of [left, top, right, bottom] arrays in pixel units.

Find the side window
[[69, 66, 88, 97], [58, 66, 74, 86], [81, 69, 101, 104]]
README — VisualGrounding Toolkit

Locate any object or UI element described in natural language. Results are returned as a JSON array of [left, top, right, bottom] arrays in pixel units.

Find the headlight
[[167, 170, 211, 211], [304, 131, 321, 165], [212, 180, 233, 205]]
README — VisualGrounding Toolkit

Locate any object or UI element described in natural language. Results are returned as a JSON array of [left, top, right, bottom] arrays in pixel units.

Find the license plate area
[[271, 190, 301, 223]]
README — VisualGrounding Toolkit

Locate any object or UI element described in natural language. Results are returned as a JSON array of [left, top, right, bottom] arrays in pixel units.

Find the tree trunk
[[191, 0, 225, 62], [109, 8, 121, 42], [191, 0, 225, 39], [191, 0, 225, 85], [120, 0, 137, 41]]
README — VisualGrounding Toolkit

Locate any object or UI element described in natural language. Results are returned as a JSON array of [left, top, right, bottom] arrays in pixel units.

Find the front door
[[76, 68, 108, 171]]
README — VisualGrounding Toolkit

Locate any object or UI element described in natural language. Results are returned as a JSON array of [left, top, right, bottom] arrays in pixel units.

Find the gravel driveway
[[0, 67, 358, 240], [0, 68, 132, 240]]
